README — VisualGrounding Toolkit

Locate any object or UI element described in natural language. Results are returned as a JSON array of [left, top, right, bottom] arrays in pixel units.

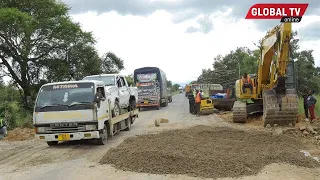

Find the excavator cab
[[236, 74, 257, 99]]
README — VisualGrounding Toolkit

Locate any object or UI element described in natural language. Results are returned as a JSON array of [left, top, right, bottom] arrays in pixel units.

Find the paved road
[[0, 93, 222, 180]]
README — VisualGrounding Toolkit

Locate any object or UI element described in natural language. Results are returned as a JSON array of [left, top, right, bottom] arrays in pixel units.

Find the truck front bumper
[[35, 131, 100, 142]]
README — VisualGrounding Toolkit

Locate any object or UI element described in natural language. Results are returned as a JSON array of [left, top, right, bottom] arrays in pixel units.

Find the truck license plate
[[58, 134, 70, 141], [144, 101, 148, 104]]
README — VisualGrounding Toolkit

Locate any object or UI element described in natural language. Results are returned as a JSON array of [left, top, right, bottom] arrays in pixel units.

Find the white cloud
[[71, 9, 320, 83]]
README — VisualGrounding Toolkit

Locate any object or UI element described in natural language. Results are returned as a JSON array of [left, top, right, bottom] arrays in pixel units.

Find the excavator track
[[232, 101, 247, 123], [262, 89, 298, 127]]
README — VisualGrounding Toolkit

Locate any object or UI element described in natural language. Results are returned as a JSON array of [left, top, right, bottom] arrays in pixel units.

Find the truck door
[[120, 76, 130, 105], [96, 86, 108, 120], [116, 76, 126, 107]]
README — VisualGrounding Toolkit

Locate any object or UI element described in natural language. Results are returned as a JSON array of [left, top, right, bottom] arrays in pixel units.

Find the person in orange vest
[[242, 73, 253, 95], [195, 89, 202, 116]]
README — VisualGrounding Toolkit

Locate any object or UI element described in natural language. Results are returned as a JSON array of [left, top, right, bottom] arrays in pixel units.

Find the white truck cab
[[83, 74, 138, 117], [33, 80, 138, 146]]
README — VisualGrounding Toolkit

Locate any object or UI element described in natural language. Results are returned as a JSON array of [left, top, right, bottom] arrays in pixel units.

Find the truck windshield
[[35, 83, 95, 111], [83, 76, 115, 86]]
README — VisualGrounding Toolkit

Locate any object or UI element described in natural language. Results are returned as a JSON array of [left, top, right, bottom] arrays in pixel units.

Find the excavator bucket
[[200, 99, 214, 115], [263, 89, 298, 127]]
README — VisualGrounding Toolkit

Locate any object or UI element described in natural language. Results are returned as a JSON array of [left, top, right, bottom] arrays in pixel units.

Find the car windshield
[[36, 83, 95, 107], [83, 76, 115, 86]]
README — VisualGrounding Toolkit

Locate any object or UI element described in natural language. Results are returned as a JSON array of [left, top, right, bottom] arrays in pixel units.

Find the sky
[[63, 0, 320, 84]]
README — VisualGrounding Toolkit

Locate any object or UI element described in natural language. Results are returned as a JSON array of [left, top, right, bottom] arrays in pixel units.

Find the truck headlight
[[36, 127, 46, 133], [85, 125, 96, 131]]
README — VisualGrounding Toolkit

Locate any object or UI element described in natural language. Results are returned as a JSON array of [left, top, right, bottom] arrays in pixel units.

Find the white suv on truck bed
[[83, 74, 138, 117]]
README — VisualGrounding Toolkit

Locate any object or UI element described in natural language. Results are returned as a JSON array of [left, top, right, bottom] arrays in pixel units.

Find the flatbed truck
[[33, 80, 138, 146]]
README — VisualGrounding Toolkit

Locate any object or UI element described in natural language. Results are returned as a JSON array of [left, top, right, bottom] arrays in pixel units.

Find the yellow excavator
[[232, 22, 299, 127]]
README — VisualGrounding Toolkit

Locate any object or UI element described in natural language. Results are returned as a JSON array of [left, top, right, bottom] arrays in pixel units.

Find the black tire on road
[[96, 124, 108, 145], [47, 141, 58, 146]]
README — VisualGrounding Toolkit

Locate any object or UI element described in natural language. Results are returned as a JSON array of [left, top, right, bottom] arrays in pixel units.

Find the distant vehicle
[[178, 86, 183, 93], [134, 67, 169, 109], [83, 74, 138, 117]]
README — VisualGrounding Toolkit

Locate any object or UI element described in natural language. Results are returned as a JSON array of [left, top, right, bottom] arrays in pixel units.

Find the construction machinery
[[200, 98, 214, 115], [232, 22, 298, 127], [185, 84, 191, 97]]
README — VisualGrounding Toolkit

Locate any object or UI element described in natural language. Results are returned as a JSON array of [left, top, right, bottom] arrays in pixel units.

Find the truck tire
[[47, 141, 58, 146], [96, 125, 108, 145], [165, 98, 168, 107], [112, 101, 120, 117]]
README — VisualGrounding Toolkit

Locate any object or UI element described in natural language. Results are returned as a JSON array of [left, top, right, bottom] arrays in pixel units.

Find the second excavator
[[232, 22, 298, 127]]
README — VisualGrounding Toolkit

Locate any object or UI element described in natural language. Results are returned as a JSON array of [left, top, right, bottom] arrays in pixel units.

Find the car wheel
[[112, 101, 120, 117]]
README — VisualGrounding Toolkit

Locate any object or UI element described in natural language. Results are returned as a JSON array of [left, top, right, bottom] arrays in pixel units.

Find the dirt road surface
[[0, 93, 320, 180]]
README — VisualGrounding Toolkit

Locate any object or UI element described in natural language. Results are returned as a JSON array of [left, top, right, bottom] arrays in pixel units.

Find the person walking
[[307, 89, 317, 123]]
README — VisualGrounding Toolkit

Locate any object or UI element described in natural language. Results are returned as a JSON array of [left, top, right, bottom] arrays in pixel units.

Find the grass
[[298, 94, 320, 117]]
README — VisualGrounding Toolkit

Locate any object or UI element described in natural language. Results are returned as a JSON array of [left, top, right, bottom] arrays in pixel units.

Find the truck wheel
[[96, 125, 108, 145], [47, 141, 58, 146], [156, 104, 160, 110], [112, 101, 120, 117]]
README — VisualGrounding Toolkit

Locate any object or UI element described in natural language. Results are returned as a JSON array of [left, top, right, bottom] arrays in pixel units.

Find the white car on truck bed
[[33, 80, 138, 146], [83, 74, 138, 117]]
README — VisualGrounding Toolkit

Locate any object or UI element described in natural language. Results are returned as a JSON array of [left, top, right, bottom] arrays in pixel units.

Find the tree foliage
[[197, 31, 319, 93], [171, 84, 180, 92], [0, 0, 124, 107]]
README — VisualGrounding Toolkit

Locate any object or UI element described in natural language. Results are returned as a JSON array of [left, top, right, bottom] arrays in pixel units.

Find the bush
[[0, 85, 33, 130], [0, 101, 33, 130]]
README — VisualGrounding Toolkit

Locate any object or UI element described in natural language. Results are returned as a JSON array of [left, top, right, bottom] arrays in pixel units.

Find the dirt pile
[[101, 125, 320, 179], [4, 128, 35, 141]]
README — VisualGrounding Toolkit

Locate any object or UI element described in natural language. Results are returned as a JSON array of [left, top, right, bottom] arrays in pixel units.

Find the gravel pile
[[101, 125, 320, 179]]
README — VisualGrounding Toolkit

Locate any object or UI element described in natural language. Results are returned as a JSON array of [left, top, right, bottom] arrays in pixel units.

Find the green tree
[[198, 47, 258, 87], [167, 80, 172, 88], [101, 52, 124, 74], [172, 84, 180, 92], [125, 74, 134, 86], [0, 0, 100, 106]]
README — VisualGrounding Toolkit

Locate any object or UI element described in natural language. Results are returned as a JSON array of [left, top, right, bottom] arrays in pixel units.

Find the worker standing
[[195, 89, 202, 116], [242, 73, 253, 95], [307, 89, 317, 123], [300, 86, 309, 121]]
